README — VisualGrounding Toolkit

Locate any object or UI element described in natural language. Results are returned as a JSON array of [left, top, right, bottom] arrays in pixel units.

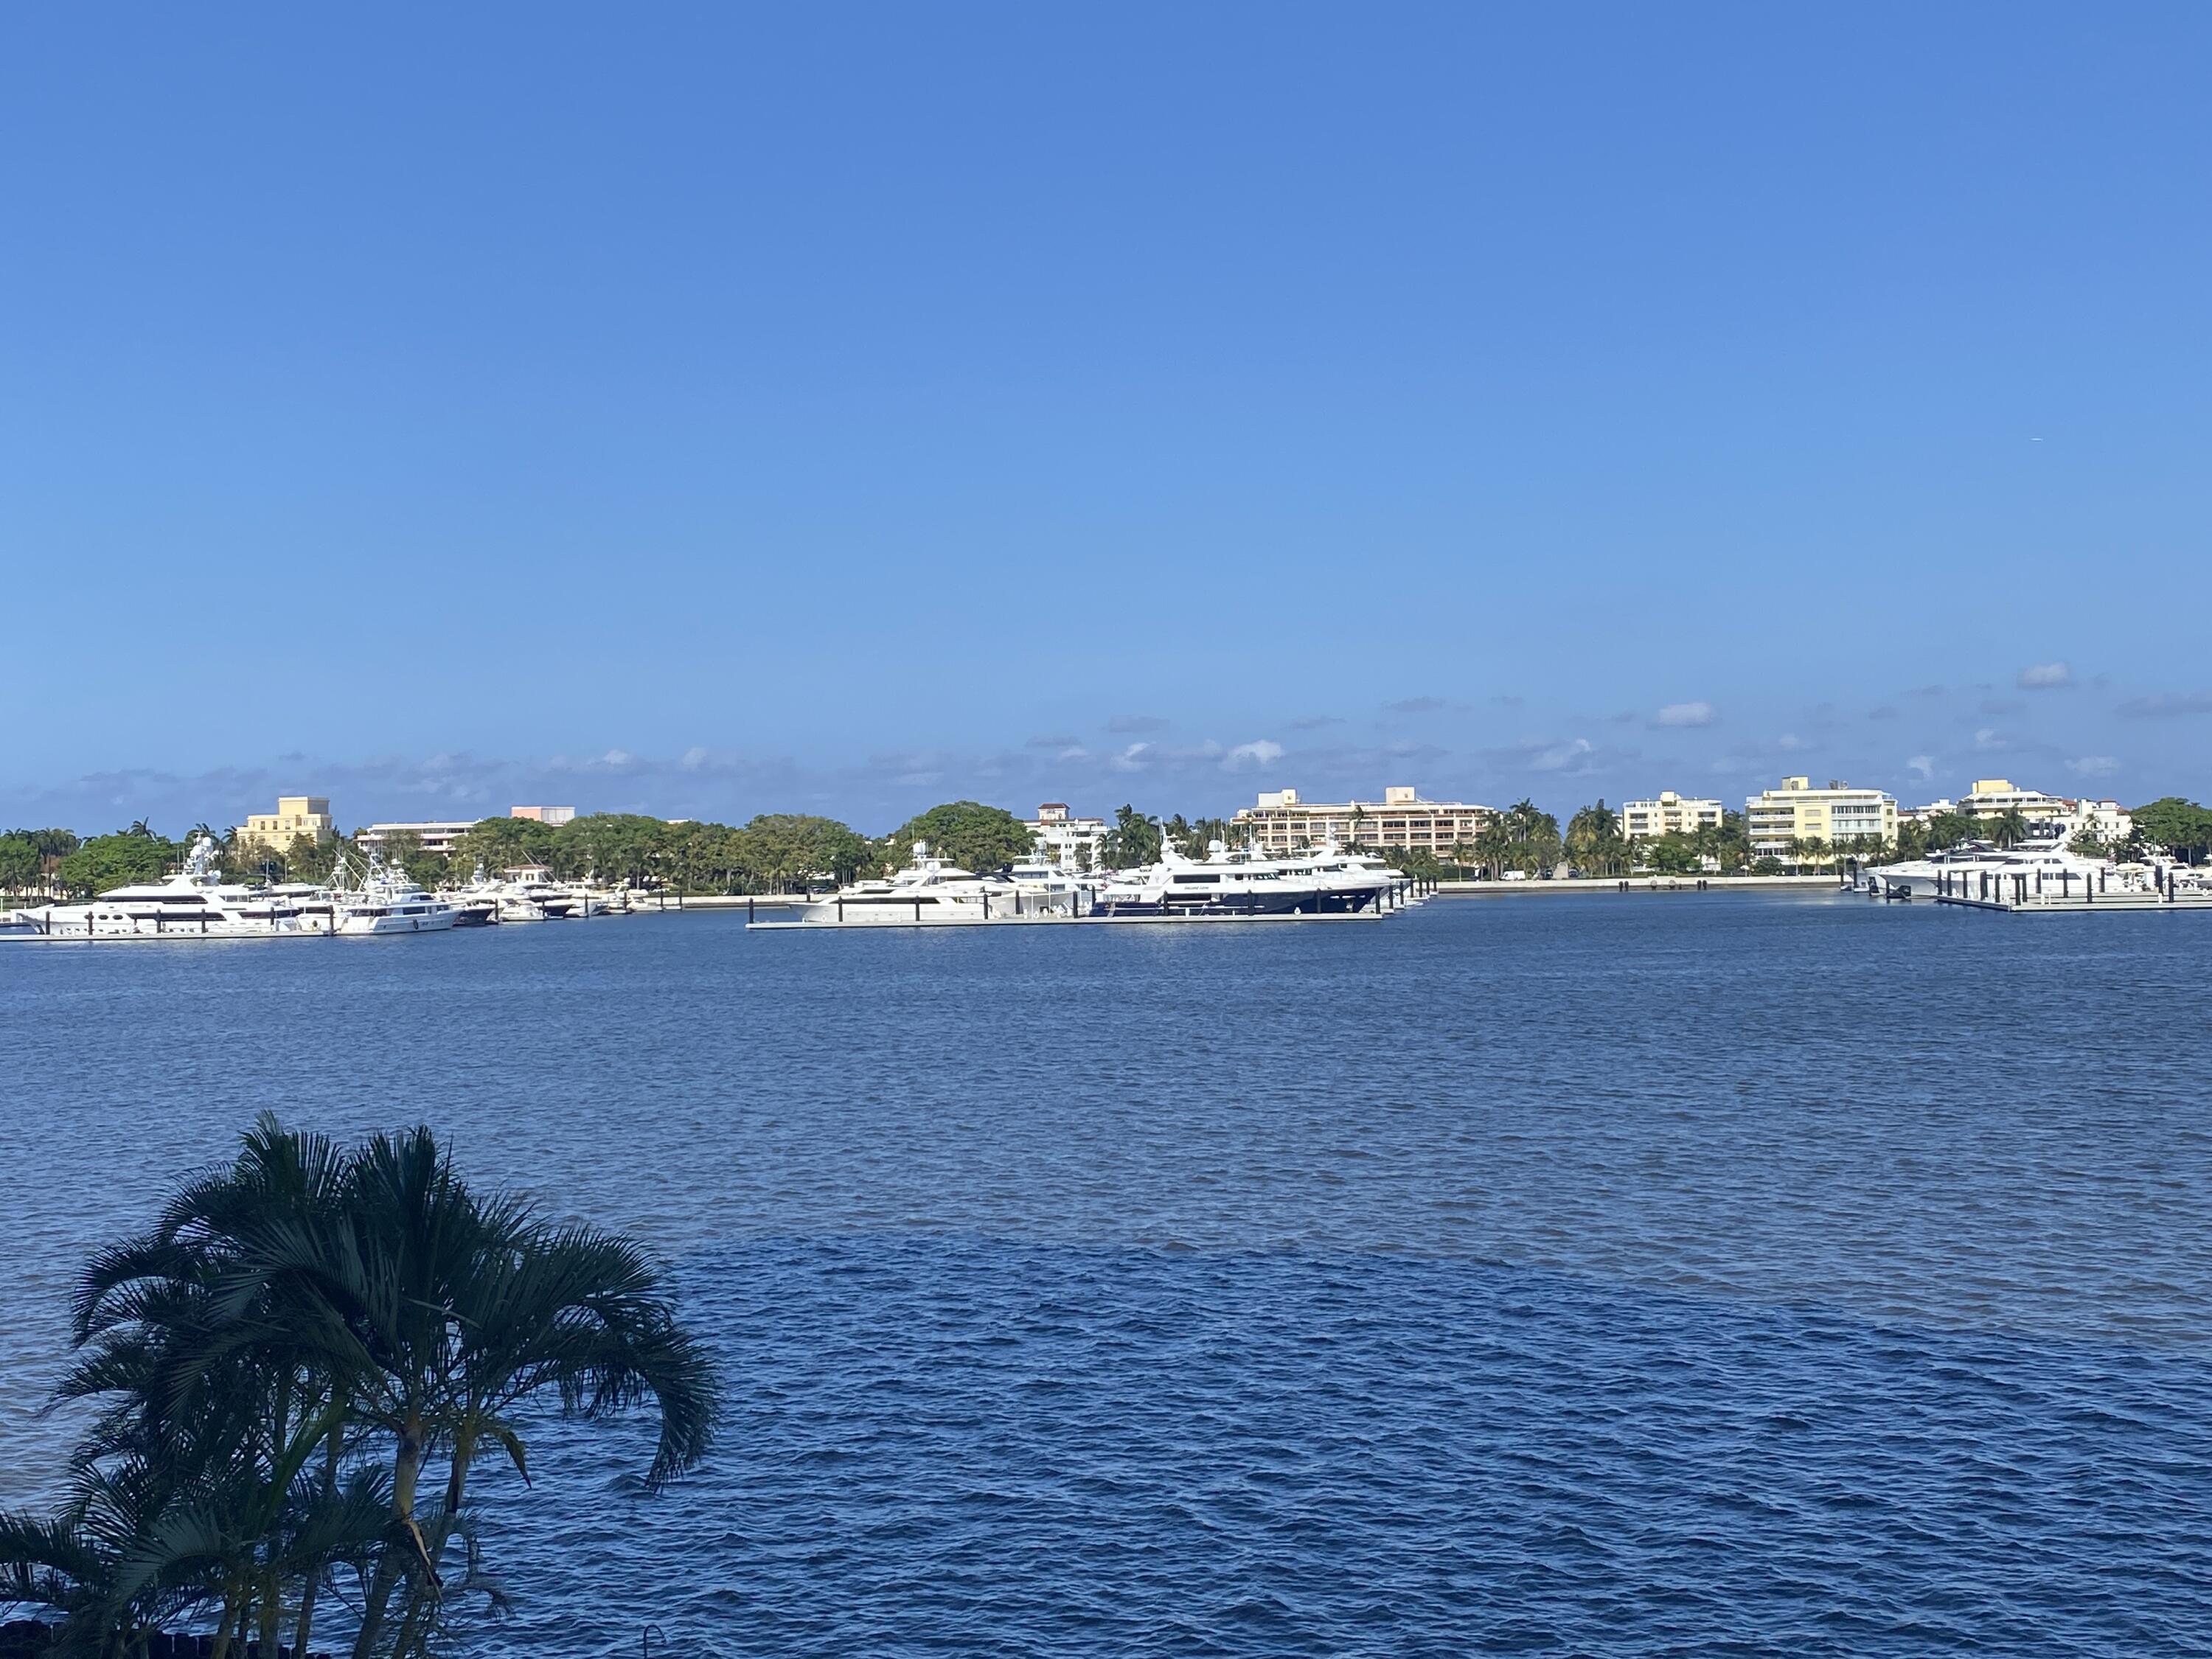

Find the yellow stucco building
[[1745, 777, 1896, 858], [237, 796, 335, 856]]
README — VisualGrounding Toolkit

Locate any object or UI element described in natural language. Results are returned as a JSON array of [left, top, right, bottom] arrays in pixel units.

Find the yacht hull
[[334, 909, 460, 936], [796, 895, 1076, 925], [11, 911, 304, 939]]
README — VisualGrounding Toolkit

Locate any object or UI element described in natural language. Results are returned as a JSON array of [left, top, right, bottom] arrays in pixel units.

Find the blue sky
[[6, 5, 2210, 835]]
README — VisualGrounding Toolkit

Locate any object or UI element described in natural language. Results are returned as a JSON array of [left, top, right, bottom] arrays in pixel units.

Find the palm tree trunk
[[259, 1567, 282, 1659], [293, 1417, 343, 1659], [352, 1416, 427, 1659], [390, 1589, 425, 1659], [350, 1552, 399, 1659], [380, 1427, 482, 1659], [293, 1575, 321, 1659], [431, 1430, 478, 1571], [209, 1583, 246, 1659]]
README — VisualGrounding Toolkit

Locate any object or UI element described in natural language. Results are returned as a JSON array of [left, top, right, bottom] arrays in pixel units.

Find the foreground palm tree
[[9, 1116, 720, 1659]]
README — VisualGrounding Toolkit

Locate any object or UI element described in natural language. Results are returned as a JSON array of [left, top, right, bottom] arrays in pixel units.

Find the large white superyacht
[[1859, 829, 2133, 900], [13, 836, 308, 939], [1088, 838, 1397, 917]]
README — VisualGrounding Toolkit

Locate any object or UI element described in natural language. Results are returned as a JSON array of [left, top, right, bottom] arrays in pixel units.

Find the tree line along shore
[[4, 794, 2208, 904]]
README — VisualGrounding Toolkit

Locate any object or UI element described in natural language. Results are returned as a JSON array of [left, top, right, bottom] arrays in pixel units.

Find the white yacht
[[13, 836, 307, 939], [438, 863, 503, 927], [794, 842, 1067, 925], [559, 882, 611, 918], [1007, 857, 1097, 916], [1273, 842, 1408, 909], [1091, 839, 1315, 917], [328, 849, 461, 935], [581, 881, 631, 916], [1860, 830, 2133, 901], [494, 866, 578, 922], [1091, 838, 1407, 917]]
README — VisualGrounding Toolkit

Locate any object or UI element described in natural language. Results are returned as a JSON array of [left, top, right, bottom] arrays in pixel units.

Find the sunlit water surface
[[4, 894, 2208, 1655]]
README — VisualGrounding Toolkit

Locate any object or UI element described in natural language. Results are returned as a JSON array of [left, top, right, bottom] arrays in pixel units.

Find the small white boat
[[495, 866, 577, 921]]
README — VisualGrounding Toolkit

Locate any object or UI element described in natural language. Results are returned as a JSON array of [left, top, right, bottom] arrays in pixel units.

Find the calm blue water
[[4, 894, 2210, 1655]]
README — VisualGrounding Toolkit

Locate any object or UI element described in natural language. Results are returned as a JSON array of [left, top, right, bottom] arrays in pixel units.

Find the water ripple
[[3, 895, 2209, 1653]]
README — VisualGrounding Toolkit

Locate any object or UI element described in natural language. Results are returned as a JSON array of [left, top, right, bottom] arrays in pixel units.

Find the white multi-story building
[[1232, 785, 1495, 853], [1618, 791, 1724, 840], [1025, 803, 1108, 871], [356, 821, 479, 858], [1745, 777, 1898, 858], [511, 805, 576, 826], [2068, 798, 2132, 844]]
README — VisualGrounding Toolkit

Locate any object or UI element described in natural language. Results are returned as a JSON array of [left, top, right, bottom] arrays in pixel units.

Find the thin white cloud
[[1531, 737, 1596, 772], [1225, 739, 1284, 768], [2017, 661, 2073, 689], [1653, 701, 1717, 728], [2117, 692, 2212, 719], [1974, 728, 2006, 751], [2066, 755, 2121, 778], [1906, 754, 1935, 782], [1108, 742, 1151, 773]]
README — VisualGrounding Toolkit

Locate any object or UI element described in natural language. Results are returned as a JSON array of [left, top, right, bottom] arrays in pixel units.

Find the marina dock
[[1931, 865, 2212, 914], [1938, 890, 2212, 914]]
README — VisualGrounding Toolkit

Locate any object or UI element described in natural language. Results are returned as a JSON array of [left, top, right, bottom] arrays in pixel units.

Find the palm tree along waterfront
[[1, 1118, 717, 1658]]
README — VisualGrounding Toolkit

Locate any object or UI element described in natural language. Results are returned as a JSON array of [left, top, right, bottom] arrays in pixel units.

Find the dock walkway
[[1933, 866, 2212, 914]]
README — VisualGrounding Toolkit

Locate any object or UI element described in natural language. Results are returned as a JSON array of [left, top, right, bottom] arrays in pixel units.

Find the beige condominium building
[[1745, 776, 1897, 858], [1958, 781, 2130, 841], [1960, 778, 2070, 820], [1233, 785, 1496, 853], [1906, 780, 2132, 844], [1618, 791, 1724, 840], [236, 796, 334, 856], [510, 804, 576, 825]]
